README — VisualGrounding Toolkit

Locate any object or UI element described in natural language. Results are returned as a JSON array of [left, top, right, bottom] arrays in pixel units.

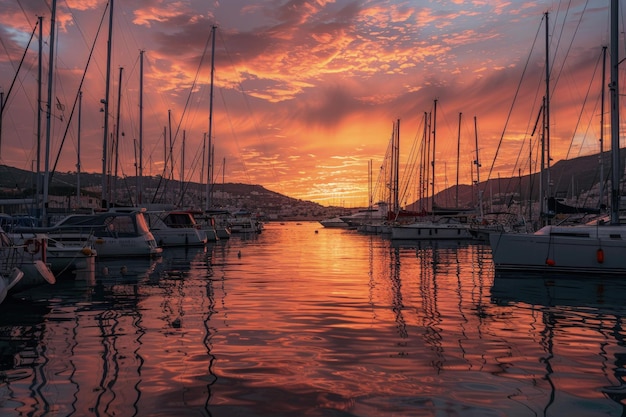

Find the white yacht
[[143, 210, 208, 247], [28, 209, 162, 258]]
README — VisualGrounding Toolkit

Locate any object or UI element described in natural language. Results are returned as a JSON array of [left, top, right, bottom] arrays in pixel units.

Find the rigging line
[[550, 0, 590, 102], [0, 20, 38, 114], [563, 47, 603, 162], [15, 0, 40, 28], [49, 3, 109, 183], [177, 145, 205, 207], [500, 67, 546, 207], [171, 27, 215, 166], [398, 116, 426, 207], [217, 87, 253, 184], [151, 28, 214, 201], [484, 15, 544, 190], [117, 54, 141, 170], [165, 27, 214, 177], [218, 29, 283, 191], [62, 0, 97, 51]]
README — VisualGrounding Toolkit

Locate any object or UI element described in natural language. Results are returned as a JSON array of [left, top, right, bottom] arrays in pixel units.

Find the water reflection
[[491, 273, 626, 416], [0, 245, 220, 416], [2, 223, 626, 416]]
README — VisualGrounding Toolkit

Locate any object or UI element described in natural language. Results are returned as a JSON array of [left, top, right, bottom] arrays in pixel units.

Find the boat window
[[165, 213, 194, 227], [550, 232, 590, 238], [110, 216, 137, 236]]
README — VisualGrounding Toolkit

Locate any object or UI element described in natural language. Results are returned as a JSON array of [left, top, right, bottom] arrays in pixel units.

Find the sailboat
[[193, 25, 231, 240], [489, 0, 626, 274], [391, 100, 475, 240]]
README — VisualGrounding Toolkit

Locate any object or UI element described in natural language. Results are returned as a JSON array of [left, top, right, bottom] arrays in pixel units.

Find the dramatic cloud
[[0, 0, 618, 207]]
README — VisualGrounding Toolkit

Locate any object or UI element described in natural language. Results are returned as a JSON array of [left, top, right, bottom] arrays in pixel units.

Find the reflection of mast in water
[[10, 318, 50, 414], [539, 310, 556, 416], [467, 243, 492, 370], [90, 258, 157, 415], [453, 242, 472, 370], [417, 242, 444, 372], [201, 249, 217, 414], [93, 295, 146, 415], [368, 235, 376, 322], [390, 245, 408, 352], [601, 317, 626, 414]]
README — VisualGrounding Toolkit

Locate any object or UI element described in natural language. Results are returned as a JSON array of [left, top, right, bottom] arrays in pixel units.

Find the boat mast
[[599, 46, 606, 209], [76, 90, 82, 208], [539, 11, 551, 227], [43, 0, 57, 226], [544, 11, 551, 208], [456, 112, 461, 207], [205, 25, 217, 211], [36, 16, 43, 215], [431, 99, 437, 215], [101, 0, 114, 209], [420, 112, 427, 212], [609, 0, 620, 225], [393, 119, 400, 217], [473, 116, 483, 218], [138, 50, 144, 206], [113, 66, 123, 206], [368, 159, 372, 210]]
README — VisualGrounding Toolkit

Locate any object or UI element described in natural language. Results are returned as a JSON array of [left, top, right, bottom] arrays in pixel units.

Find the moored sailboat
[[391, 101, 475, 240], [489, 0, 625, 274]]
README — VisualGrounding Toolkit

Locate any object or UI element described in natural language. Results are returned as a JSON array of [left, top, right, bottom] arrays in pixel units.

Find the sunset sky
[[0, 1, 621, 207]]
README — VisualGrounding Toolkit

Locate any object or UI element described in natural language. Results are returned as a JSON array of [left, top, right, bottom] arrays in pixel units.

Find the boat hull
[[391, 222, 473, 240], [489, 226, 626, 274]]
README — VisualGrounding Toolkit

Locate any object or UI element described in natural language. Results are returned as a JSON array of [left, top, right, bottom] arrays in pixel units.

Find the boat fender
[[24, 239, 41, 255], [545, 258, 555, 266], [597, 248, 605, 264]]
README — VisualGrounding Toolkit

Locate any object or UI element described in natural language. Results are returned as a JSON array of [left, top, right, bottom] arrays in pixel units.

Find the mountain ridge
[[1, 148, 620, 213]]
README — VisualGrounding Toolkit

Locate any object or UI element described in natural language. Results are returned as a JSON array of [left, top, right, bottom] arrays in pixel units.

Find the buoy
[[545, 258, 556, 266], [597, 248, 605, 264], [24, 239, 41, 254]]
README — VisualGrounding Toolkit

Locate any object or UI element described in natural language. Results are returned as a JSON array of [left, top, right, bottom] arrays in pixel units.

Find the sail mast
[[43, 0, 57, 225], [76, 90, 82, 208], [456, 112, 461, 207], [609, 0, 620, 225], [431, 99, 437, 214], [36, 16, 43, 215], [138, 50, 144, 205], [205, 25, 217, 211], [544, 11, 551, 205], [101, 0, 114, 208]]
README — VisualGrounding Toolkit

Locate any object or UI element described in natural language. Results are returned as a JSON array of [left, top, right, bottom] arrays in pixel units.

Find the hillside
[[407, 148, 623, 210], [1, 148, 619, 215], [0, 165, 330, 218]]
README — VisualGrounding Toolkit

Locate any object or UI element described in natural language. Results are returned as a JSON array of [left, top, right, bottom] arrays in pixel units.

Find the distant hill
[[1, 148, 620, 214], [407, 148, 624, 210], [0, 165, 329, 218]]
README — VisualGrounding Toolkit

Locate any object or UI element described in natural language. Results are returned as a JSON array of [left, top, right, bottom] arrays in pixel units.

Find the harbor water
[[1, 221, 626, 416]]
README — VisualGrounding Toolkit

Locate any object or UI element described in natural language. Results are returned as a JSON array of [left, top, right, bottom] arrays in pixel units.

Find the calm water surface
[[1, 221, 626, 416]]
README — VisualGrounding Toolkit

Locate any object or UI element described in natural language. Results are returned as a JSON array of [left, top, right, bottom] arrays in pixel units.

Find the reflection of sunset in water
[[2, 222, 626, 416]]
